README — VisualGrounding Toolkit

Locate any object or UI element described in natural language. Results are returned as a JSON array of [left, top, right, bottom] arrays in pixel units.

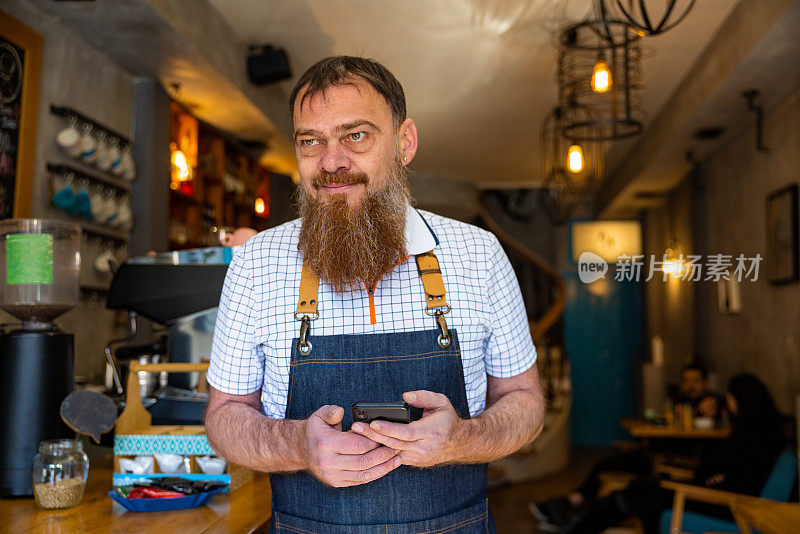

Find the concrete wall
[[642, 180, 697, 385], [644, 82, 800, 413], [3, 0, 134, 381], [696, 82, 800, 413], [409, 175, 479, 223]]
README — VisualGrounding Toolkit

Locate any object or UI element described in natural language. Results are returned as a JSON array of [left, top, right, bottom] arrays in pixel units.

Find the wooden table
[[620, 418, 730, 439], [0, 456, 271, 533], [731, 497, 800, 534]]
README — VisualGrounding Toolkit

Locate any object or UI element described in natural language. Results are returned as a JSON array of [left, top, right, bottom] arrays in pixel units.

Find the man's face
[[293, 81, 408, 207], [679, 369, 707, 400]]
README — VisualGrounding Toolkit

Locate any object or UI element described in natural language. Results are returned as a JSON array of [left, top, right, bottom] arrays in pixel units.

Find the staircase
[[477, 193, 572, 486]]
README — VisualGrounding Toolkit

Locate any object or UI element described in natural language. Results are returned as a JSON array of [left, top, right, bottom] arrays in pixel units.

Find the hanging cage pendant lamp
[[598, 0, 697, 37], [558, 19, 644, 141], [539, 105, 605, 225], [541, 105, 605, 186]]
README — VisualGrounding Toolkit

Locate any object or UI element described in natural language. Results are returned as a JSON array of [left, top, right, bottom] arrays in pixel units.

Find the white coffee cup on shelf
[[81, 132, 100, 165], [88, 184, 105, 221], [115, 199, 133, 231], [122, 151, 137, 181], [106, 197, 122, 228], [56, 116, 82, 156], [94, 190, 117, 224], [98, 137, 120, 172], [94, 248, 117, 273], [112, 145, 132, 177], [76, 125, 96, 162], [87, 132, 108, 167]]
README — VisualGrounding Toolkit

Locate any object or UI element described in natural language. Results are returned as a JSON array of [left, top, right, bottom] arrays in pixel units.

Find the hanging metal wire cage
[[538, 104, 605, 225], [541, 104, 605, 186], [597, 0, 697, 36], [558, 19, 644, 141]]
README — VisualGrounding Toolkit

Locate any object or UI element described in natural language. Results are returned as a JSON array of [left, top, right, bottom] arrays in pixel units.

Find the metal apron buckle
[[435, 310, 451, 348], [297, 315, 313, 355]]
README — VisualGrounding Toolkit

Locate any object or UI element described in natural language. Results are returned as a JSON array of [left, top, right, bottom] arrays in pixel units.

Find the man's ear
[[398, 118, 418, 165]]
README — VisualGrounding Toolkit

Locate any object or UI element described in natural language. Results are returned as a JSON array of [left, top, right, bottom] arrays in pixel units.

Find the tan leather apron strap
[[414, 252, 450, 316], [295, 253, 452, 349], [295, 263, 320, 320]]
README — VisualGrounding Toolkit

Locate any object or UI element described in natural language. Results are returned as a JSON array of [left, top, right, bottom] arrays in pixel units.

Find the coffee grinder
[[0, 219, 81, 496]]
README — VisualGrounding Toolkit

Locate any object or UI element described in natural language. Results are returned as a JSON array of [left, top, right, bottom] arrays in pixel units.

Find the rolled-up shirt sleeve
[[207, 248, 265, 394], [482, 236, 537, 377]]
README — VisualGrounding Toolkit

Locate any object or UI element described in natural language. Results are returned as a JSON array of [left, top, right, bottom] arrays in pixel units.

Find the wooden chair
[[659, 450, 798, 534], [660, 481, 753, 534]]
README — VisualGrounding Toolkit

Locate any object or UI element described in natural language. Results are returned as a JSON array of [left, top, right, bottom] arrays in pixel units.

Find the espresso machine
[[0, 219, 81, 496], [104, 247, 231, 423]]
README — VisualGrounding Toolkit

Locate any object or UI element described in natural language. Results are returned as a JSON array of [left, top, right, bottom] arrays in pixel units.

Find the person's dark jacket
[[692, 374, 784, 496]]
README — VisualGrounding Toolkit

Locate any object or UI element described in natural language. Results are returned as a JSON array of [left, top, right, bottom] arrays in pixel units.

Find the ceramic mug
[[70, 190, 91, 218], [78, 127, 97, 162], [88, 185, 105, 221], [53, 183, 76, 212], [112, 144, 131, 176], [112, 195, 133, 230], [93, 190, 116, 224], [86, 131, 107, 166], [98, 137, 120, 172], [122, 152, 137, 181], [55, 116, 81, 156], [94, 248, 117, 273], [105, 196, 122, 227]]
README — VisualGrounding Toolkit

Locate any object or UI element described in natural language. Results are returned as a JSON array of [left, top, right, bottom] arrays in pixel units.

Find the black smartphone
[[352, 401, 411, 424]]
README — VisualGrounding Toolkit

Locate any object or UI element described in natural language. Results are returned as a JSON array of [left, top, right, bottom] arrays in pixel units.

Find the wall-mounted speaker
[[247, 45, 291, 85]]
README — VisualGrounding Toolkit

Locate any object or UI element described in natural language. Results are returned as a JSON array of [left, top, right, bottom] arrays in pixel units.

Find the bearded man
[[205, 56, 545, 533]]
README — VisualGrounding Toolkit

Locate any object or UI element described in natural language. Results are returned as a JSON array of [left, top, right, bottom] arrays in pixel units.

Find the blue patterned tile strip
[[113, 434, 217, 456]]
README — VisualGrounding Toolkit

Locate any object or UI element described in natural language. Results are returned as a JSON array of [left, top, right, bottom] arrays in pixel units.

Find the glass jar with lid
[[31, 439, 89, 509]]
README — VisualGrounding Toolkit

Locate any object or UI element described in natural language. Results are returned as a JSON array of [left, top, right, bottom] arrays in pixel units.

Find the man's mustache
[[312, 170, 369, 188]]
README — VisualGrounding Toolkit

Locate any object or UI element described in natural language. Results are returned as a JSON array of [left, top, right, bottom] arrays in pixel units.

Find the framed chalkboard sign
[[0, 10, 42, 219]]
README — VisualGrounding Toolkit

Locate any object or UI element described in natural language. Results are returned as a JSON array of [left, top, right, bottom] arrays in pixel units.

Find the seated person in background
[[529, 362, 724, 529], [219, 227, 257, 247], [673, 362, 725, 419], [558, 373, 785, 534]]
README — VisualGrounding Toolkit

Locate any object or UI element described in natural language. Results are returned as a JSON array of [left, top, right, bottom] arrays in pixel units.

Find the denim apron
[[269, 252, 497, 533]]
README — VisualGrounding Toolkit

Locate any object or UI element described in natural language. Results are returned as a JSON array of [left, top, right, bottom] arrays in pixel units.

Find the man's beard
[[297, 157, 411, 293]]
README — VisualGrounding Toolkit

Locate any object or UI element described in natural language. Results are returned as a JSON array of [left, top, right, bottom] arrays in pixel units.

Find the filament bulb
[[567, 144, 584, 173], [591, 59, 612, 93]]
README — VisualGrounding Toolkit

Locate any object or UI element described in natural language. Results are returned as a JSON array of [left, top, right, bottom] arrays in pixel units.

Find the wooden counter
[[0, 456, 271, 533]]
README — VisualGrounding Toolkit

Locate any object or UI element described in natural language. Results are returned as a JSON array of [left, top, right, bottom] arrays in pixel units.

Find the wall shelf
[[47, 162, 130, 193], [81, 221, 128, 243], [50, 104, 131, 146]]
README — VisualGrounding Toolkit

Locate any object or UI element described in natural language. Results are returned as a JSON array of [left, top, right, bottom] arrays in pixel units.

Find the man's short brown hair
[[289, 56, 407, 128]]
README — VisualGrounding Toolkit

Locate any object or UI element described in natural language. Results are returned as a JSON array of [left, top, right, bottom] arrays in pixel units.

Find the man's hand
[[304, 405, 402, 487], [351, 391, 466, 468]]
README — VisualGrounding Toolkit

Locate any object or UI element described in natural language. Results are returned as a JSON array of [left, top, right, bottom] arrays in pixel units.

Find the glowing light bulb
[[663, 246, 685, 278], [591, 59, 612, 93], [663, 258, 685, 278], [171, 149, 191, 181], [567, 144, 584, 173], [254, 197, 266, 214]]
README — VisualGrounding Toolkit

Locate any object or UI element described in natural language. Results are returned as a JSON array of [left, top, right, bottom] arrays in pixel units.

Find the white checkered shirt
[[207, 204, 536, 418]]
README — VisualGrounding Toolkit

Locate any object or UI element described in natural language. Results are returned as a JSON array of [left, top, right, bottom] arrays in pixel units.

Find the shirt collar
[[405, 203, 438, 256]]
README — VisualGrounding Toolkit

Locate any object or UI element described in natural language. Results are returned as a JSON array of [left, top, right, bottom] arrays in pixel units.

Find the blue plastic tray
[[108, 487, 224, 512]]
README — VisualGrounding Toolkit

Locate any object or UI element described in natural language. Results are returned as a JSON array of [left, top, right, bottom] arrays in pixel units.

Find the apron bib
[[269, 252, 496, 533]]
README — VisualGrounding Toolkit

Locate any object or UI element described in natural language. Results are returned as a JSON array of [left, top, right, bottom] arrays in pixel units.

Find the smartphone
[[352, 401, 411, 424]]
